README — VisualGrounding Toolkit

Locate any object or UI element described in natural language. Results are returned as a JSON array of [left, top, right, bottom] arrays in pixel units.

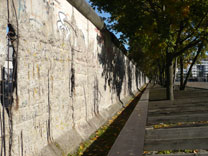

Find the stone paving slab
[[144, 84, 208, 152], [107, 87, 149, 156], [176, 82, 208, 90]]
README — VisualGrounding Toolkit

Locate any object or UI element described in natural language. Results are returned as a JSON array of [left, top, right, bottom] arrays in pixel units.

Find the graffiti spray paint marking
[[57, 12, 70, 39]]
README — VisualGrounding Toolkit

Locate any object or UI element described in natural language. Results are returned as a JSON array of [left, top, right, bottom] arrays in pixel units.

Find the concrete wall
[[0, 0, 147, 155]]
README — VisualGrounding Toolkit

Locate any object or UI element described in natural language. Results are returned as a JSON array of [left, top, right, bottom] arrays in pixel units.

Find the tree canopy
[[90, 0, 208, 100]]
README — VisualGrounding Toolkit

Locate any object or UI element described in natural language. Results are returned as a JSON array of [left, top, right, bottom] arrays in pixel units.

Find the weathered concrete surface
[[67, 0, 105, 30], [0, 0, 147, 155]]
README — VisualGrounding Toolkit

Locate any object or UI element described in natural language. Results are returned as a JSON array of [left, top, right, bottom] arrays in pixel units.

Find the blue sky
[[86, 0, 128, 49], [86, 0, 111, 25]]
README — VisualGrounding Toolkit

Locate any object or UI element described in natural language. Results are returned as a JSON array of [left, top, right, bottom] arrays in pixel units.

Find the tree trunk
[[181, 43, 203, 90], [162, 70, 165, 87], [159, 62, 166, 87], [180, 56, 184, 90], [166, 54, 174, 101], [158, 63, 163, 85], [173, 57, 177, 85]]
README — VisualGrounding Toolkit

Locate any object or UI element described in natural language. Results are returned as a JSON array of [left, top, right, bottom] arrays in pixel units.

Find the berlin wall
[[0, 0, 147, 155]]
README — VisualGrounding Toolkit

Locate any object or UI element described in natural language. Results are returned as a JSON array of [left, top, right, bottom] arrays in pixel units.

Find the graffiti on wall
[[56, 11, 86, 53], [56, 10, 87, 99], [57, 11, 70, 39]]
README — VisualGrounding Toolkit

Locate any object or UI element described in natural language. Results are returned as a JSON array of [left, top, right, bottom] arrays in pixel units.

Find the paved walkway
[[144, 83, 208, 155], [108, 87, 149, 156], [108, 83, 208, 156], [176, 82, 208, 89]]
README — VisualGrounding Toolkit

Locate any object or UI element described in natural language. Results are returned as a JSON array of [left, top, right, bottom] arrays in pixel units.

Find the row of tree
[[90, 0, 208, 100]]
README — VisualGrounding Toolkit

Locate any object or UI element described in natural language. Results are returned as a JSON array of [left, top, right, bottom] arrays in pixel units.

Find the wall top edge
[[67, 0, 128, 55]]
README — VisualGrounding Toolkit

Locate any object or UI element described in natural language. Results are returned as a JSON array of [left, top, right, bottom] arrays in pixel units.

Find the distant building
[[176, 58, 208, 81]]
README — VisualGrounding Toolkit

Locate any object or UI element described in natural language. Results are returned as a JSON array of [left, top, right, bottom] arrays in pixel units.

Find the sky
[[85, 0, 128, 49], [85, 0, 111, 25]]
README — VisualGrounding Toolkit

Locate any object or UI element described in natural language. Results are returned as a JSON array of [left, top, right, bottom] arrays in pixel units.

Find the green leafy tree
[[179, 42, 207, 90], [90, 0, 208, 100]]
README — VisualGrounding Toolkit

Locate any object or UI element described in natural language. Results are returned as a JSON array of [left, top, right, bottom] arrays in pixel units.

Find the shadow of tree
[[97, 30, 127, 106], [127, 60, 134, 96], [135, 69, 142, 91], [93, 75, 102, 115], [149, 85, 167, 101], [82, 90, 144, 156]]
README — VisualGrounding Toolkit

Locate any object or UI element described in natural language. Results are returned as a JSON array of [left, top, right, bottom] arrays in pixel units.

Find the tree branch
[[179, 11, 208, 44], [147, 0, 161, 24], [181, 42, 203, 90], [173, 38, 201, 58], [174, 21, 184, 49]]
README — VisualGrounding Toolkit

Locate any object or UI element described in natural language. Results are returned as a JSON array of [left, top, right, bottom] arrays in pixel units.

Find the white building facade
[[177, 58, 208, 81], [191, 59, 208, 78]]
